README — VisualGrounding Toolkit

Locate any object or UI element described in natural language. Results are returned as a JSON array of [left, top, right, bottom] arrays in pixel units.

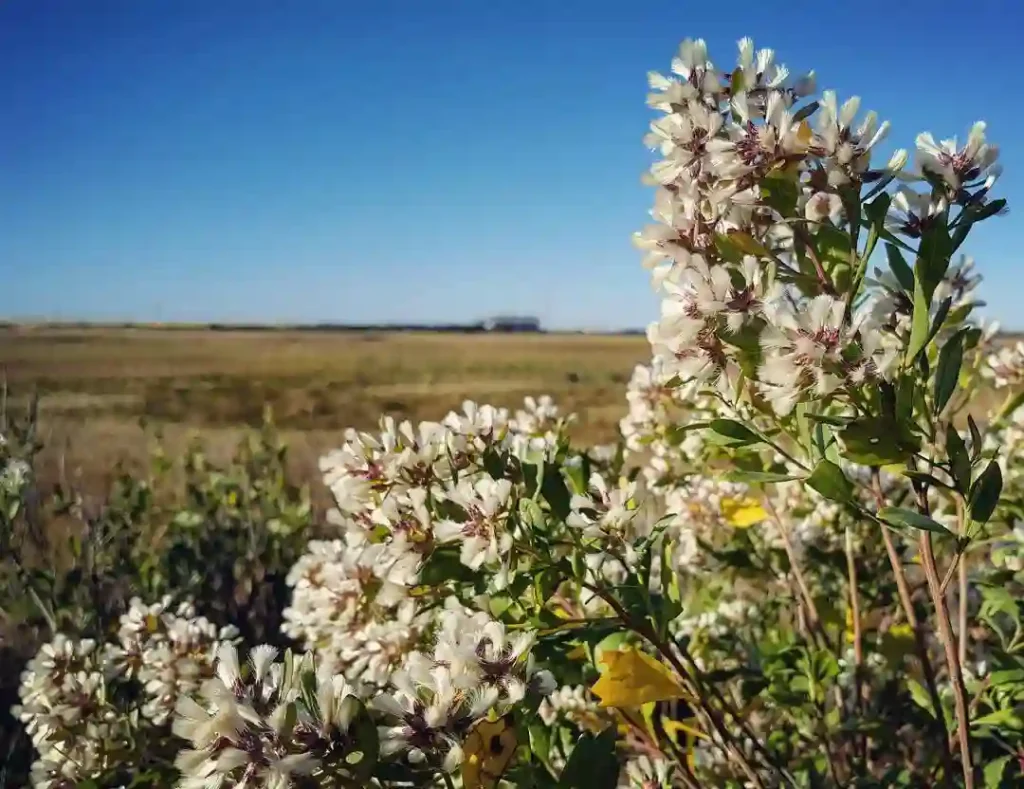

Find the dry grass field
[[0, 326, 650, 495]]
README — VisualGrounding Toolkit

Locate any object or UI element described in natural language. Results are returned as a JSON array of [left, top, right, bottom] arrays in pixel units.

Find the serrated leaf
[[806, 460, 854, 503], [877, 506, 949, 534], [969, 460, 1003, 525]]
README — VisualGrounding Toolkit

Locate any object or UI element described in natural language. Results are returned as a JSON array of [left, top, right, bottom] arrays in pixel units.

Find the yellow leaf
[[721, 496, 767, 528], [566, 644, 588, 661], [797, 120, 812, 144], [462, 714, 518, 789], [591, 647, 688, 708]]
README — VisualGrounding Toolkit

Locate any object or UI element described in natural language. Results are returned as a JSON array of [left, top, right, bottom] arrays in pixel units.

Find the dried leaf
[[591, 647, 688, 708]]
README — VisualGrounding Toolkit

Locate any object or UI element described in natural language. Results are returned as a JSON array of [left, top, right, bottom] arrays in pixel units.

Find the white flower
[[915, 121, 1000, 191], [434, 476, 514, 569]]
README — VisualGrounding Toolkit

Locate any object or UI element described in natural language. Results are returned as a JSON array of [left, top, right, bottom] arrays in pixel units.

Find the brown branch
[[916, 485, 974, 789], [871, 471, 956, 787], [845, 526, 868, 766], [919, 532, 974, 788]]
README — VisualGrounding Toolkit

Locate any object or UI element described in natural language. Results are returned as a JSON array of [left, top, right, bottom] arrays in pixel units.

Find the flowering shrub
[[4, 33, 1024, 789]]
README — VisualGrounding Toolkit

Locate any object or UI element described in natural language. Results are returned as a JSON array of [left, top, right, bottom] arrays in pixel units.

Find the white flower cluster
[[636, 37, 1000, 416], [538, 684, 612, 734], [371, 598, 552, 771], [984, 341, 1024, 390], [173, 643, 364, 789], [15, 635, 128, 788], [15, 598, 238, 789], [281, 535, 427, 687], [113, 595, 239, 725], [285, 397, 571, 685]]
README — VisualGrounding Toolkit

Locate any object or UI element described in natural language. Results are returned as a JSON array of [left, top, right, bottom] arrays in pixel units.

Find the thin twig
[[955, 497, 969, 669], [871, 471, 956, 787], [916, 487, 974, 789], [585, 583, 769, 789], [845, 525, 868, 766], [763, 495, 832, 650]]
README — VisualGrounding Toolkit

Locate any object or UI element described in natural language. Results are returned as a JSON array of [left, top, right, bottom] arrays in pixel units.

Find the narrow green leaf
[[933, 330, 965, 414], [665, 422, 710, 444], [983, 755, 1011, 788], [972, 708, 1022, 728], [906, 277, 932, 365], [806, 460, 854, 503], [707, 419, 763, 447], [969, 461, 1003, 525], [886, 245, 915, 291], [877, 506, 949, 534], [901, 469, 953, 491], [792, 100, 818, 123], [840, 417, 920, 466], [805, 412, 853, 427], [967, 415, 983, 461], [945, 428, 971, 495], [724, 470, 800, 484], [558, 727, 619, 789]]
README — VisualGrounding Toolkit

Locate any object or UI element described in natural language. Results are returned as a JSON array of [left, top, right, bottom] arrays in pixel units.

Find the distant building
[[480, 315, 542, 333]]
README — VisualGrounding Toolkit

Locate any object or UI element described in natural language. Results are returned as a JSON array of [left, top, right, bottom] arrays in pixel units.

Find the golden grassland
[[1, 326, 650, 494]]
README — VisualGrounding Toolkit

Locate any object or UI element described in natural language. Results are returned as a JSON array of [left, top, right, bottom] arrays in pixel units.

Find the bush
[[3, 33, 1023, 789]]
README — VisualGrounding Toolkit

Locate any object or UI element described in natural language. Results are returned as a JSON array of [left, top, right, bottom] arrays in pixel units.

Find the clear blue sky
[[1, 0, 1020, 330]]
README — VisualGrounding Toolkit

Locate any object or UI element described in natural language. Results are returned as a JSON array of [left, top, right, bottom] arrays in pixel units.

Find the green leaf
[[906, 277, 933, 366], [968, 414, 983, 460], [906, 679, 934, 717], [840, 417, 921, 466], [933, 330, 965, 414], [805, 460, 854, 503], [984, 755, 1011, 788], [972, 708, 1022, 728], [945, 427, 971, 495], [528, 723, 552, 765], [877, 506, 949, 534], [792, 100, 818, 123], [540, 466, 572, 520], [761, 172, 801, 215], [886, 245, 914, 291], [864, 191, 892, 226], [969, 460, 1003, 525], [707, 419, 763, 448], [665, 422, 710, 444], [558, 727, 619, 789], [805, 412, 854, 427], [419, 546, 477, 586], [724, 470, 800, 484], [348, 704, 380, 782], [901, 469, 953, 491], [917, 221, 952, 303]]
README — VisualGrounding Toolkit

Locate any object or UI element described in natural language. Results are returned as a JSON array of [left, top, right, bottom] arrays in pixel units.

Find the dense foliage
[[3, 34, 1022, 788]]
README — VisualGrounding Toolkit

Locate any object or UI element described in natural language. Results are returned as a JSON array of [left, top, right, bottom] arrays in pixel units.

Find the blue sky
[[0, 0, 1020, 330]]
